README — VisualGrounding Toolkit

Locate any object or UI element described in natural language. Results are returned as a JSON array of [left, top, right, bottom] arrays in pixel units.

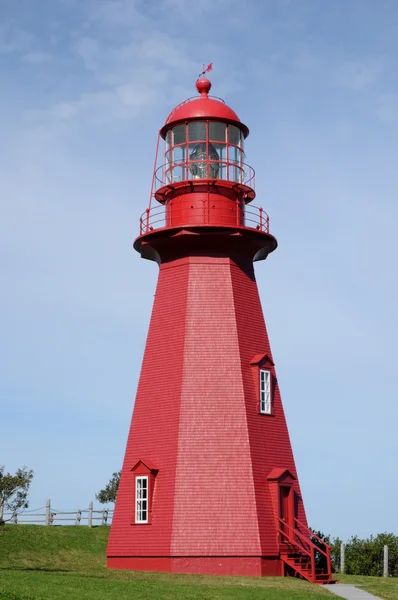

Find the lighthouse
[[107, 73, 334, 583]]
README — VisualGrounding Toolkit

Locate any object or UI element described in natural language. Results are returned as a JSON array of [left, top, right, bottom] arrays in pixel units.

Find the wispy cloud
[[0, 21, 35, 54], [333, 58, 384, 90], [22, 51, 53, 64]]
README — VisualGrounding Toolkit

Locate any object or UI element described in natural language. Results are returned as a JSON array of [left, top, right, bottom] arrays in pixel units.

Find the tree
[[310, 529, 342, 573], [96, 471, 121, 504], [0, 465, 34, 525]]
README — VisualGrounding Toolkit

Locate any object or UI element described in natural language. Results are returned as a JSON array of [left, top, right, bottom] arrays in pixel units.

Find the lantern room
[[135, 75, 277, 262], [154, 77, 254, 202]]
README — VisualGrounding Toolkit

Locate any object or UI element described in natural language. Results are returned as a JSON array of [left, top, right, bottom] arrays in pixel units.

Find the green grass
[[336, 573, 398, 600], [0, 525, 331, 600], [0, 525, 393, 600]]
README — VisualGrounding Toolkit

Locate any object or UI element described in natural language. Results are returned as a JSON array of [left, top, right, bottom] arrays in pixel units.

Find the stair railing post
[[312, 546, 316, 583], [384, 545, 388, 578], [326, 543, 331, 575], [341, 542, 345, 574], [45, 499, 51, 526], [88, 501, 93, 528]]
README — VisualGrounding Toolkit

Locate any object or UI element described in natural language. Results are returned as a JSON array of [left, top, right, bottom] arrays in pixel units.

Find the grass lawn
[[0, 525, 394, 600], [0, 525, 330, 600]]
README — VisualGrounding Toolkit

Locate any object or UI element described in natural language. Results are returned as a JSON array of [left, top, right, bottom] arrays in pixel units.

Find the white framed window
[[260, 369, 271, 414], [135, 476, 148, 523]]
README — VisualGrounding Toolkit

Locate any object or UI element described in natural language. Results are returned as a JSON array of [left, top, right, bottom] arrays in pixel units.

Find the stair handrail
[[277, 517, 335, 583], [277, 517, 316, 582], [277, 518, 313, 556], [294, 517, 332, 570]]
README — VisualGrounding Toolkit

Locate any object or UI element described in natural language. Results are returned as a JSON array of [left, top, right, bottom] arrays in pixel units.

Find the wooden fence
[[1, 500, 113, 526]]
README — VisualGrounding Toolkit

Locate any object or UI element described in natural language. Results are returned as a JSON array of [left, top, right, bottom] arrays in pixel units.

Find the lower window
[[135, 476, 148, 523]]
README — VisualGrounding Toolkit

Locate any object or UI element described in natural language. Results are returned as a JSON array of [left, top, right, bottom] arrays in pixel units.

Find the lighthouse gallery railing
[[139, 203, 270, 236]]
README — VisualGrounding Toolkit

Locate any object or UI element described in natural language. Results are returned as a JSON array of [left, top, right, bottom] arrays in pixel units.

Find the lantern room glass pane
[[212, 143, 227, 180], [172, 124, 186, 145], [209, 121, 226, 142], [172, 145, 186, 164], [188, 121, 206, 141], [228, 125, 241, 147]]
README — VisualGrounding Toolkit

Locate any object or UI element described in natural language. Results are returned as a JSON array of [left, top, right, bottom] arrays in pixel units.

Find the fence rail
[[1, 500, 113, 526]]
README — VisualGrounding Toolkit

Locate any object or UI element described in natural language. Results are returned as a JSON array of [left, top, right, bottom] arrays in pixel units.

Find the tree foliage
[[96, 471, 121, 504], [310, 529, 342, 573], [310, 527, 398, 576], [344, 533, 398, 577], [0, 465, 34, 524]]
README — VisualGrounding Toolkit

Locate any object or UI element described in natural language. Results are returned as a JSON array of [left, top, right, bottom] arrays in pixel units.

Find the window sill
[[258, 411, 275, 417]]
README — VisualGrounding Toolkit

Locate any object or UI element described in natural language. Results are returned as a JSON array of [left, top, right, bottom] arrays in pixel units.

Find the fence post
[[88, 501, 93, 528], [75, 510, 82, 526], [340, 543, 345, 574], [45, 499, 51, 526], [0, 501, 3, 523], [384, 545, 388, 578]]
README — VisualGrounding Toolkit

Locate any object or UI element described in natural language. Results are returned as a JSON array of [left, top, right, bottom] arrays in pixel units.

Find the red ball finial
[[196, 77, 211, 97]]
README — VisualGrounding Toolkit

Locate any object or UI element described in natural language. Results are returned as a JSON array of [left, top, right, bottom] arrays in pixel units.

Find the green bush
[[344, 533, 398, 577], [310, 528, 398, 576]]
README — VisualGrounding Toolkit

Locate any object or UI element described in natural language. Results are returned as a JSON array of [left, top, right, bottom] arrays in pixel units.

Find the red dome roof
[[160, 78, 249, 139]]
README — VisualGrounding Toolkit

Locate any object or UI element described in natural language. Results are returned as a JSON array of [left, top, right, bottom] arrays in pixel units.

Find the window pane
[[173, 146, 186, 163], [209, 122, 226, 142], [173, 125, 186, 145], [228, 145, 241, 164], [228, 125, 241, 146], [171, 165, 183, 182], [212, 143, 226, 179], [188, 121, 206, 141]]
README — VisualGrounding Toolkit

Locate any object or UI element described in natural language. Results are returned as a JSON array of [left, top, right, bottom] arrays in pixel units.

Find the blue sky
[[1, 0, 397, 540]]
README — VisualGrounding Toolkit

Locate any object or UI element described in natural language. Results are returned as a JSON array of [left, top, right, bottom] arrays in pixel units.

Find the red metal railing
[[139, 202, 270, 236], [277, 517, 332, 583], [154, 161, 255, 191]]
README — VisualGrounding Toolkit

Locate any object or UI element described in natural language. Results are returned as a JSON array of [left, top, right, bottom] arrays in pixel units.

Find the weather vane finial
[[198, 62, 213, 78]]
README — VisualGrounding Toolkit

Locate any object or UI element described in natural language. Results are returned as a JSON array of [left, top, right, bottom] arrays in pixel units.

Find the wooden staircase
[[277, 518, 337, 585]]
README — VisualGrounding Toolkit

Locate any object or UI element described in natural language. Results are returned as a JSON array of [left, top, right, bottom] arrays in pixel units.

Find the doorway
[[279, 485, 293, 541]]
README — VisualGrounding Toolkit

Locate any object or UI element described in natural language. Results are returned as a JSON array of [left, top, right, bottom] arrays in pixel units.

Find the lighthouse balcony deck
[[139, 202, 270, 236]]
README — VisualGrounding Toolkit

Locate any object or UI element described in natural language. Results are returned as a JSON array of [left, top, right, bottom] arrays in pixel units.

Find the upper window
[[260, 370, 271, 414], [135, 476, 148, 523]]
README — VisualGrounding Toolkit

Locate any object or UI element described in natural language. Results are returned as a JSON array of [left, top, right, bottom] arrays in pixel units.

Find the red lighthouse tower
[[107, 75, 333, 583]]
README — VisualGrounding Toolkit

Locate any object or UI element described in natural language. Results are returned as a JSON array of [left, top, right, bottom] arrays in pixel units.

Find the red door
[[279, 486, 292, 542]]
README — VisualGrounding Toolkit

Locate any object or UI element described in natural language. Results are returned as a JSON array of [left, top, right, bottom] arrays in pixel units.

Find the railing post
[[235, 199, 240, 226], [326, 544, 331, 575], [139, 217, 143, 235], [340, 542, 345, 574], [313, 546, 316, 583], [266, 215, 270, 233], [88, 501, 93, 528], [259, 207, 263, 231], [384, 545, 389, 578], [45, 499, 51, 526], [146, 208, 150, 232]]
